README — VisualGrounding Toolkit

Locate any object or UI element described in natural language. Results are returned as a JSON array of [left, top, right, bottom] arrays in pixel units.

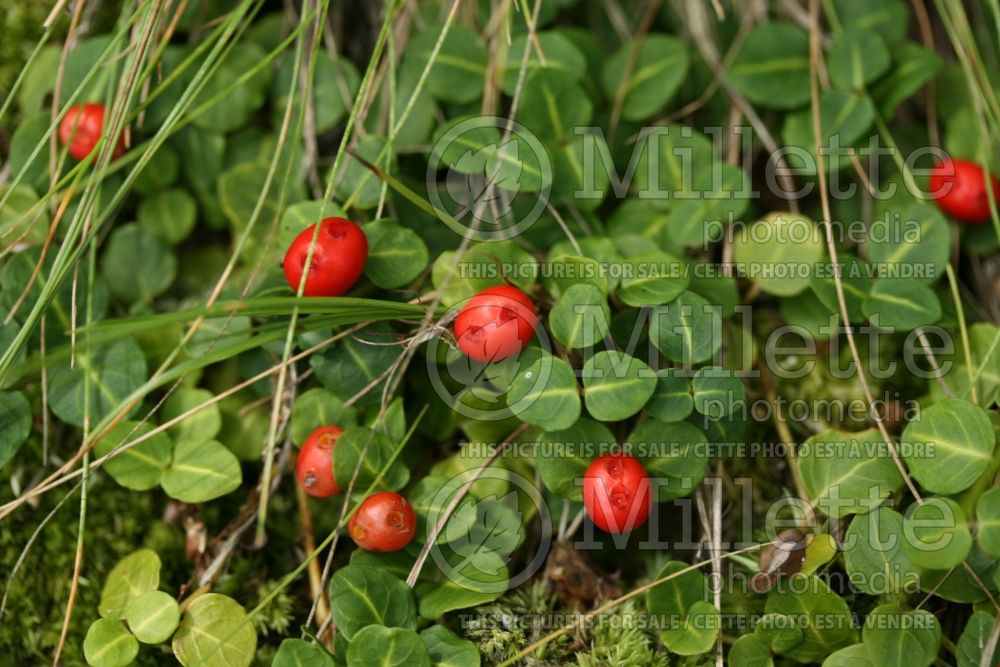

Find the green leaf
[[730, 23, 811, 109], [797, 428, 903, 518], [862, 280, 941, 329], [8, 113, 50, 192], [808, 253, 870, 322], [901, 497, 973, 569], [629, 419, 708, 501], [0, 183, 47, 245], [403, 24, 486, 104], [649, 291, 723, 364], [448, 495, 524, 560], [160, 439, 242, 503], [336, 135, 396, 210], [976, 488, 1000, 557], [828, 29, 891, 89], [162, 388, 222, 446], [430, 242, 535, 306], [84, 618, 139, 667], [218, 161, 299, 250], [125, 590, 180, 644], [138, 189, 197, 245], [290, 388, 357, 445], [332, 426, 408, 493], [956, 611, 998, 667], [311, 323, 398, 407], [630, 127, 714, 202], [185, 316, 252, 357], [901, 398, 995, 495], [99, 549, 161, 618], [832, 0, 910, 45], [549, 284, 610, 349], [781, 90, 875, 173], [535, 417, 615, 500], [862, 603, 940, 667], [616, 252, 690, 307], [272, 638, 336, 667], [271, 53, 359, 134], [172, 593, 257, 667], [543, 256, 607, 302], [328, 564, 418, 640], [692, 366, 746, 420], [507, 351, 580, 431], [170, 126, 226, 195], [278, 200, 348, 249], [729, 635, 774, 667], [100, 223, 177, 304], [866, 202, 950, 285], [582, 350, 656, 422], [0, 391, 31, 469], [822, 644, 876, 667], [500, 31, 586, 95], [421, 625, 479, 667], [646, 369, 694, 423], [134, 145, 180, 195], [646, 561, 717, 654], [94, 420, 173, 491], [363, 219, 430, 290], [843, 506, 920, 594], [192, 43, 272, 133], [347, 626, 431, 667], [49, 337, 148, 428], [409, 475, 479, 546], [519, 71, 592, 142], [602, 34, 689, 121], [872, 43, 941, 116], [764, 574, 857, 662], [733, 212, 824, 296], [416, 550, 508, 619]]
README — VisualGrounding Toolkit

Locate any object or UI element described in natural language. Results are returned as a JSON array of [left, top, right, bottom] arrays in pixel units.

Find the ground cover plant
[[2, 0, 1000, 665]]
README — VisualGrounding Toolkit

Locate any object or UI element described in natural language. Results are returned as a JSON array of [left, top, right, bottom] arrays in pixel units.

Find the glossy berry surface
[[296, 426, 343, 498], [582, 452, 651, 534], [283, 217, 368, 296], [929, 158, 1000, 224], [454, 285, 538, 363], [58, 103, 124, 161], [348, 492, 417, 552]]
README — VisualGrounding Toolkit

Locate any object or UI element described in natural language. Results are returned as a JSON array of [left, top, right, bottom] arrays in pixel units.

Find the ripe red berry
[[58, 103, 125, 161], [929, 158, 1000, 224], [296, 426, 343, 498], [348, 491, 417, 552], [583, 452, 652, 534], [283, 217, 368, 296], [453, 285, 538, 363]]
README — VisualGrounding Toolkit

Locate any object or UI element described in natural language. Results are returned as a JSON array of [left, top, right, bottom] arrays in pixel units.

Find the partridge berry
[[583, 452, 652, 534], [453, 285, 538, 363], [296, 426, 343, 498], [929, 158, 1000, 224], [58, 103, 125, 161], [283, 217, 368, 296], [348, 491, 417, 552]]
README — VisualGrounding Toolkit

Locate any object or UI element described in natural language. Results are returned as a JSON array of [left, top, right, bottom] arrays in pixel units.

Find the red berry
[[583, 452, 651, 534], [929, 158, 1000, 224], [348, 491, 417, 552], [453, 285, 538, 363], [296, 426, 343, 498], [58, 103, 125, 161], [283, 218, 368, 296]]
